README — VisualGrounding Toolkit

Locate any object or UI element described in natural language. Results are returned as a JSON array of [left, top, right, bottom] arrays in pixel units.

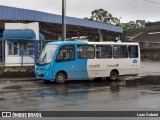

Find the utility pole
[[62, 0, 66, 41]]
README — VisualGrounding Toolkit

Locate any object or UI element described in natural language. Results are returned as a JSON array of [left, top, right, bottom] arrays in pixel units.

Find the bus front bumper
[[35, 71, 55, 81]]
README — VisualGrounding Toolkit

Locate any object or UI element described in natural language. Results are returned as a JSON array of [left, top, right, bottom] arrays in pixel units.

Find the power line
[[143, 0, 160, 4]]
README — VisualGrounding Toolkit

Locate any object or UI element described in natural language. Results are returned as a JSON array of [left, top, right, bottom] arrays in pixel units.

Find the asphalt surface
[[0, 61, 160, 120]]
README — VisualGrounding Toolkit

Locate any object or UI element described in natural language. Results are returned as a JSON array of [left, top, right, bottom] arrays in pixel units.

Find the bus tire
[[109, 71, 118, 81], [55, 72, 66, 84]]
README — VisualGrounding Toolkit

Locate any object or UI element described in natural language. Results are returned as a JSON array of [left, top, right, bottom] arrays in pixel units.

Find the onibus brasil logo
[[1, 112, 42, 118]]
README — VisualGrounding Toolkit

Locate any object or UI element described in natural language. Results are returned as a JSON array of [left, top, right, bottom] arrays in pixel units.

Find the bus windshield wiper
[[39, 53, 47, 64]]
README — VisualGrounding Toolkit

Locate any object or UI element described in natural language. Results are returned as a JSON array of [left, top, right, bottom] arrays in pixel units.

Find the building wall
[[4, 22, 39, 66], [141, 49, 160, 61], [139, 42, 160, 49], [5, 41, 34, 66], [138, 42, 160, 61], [0, 66, 35, 78], [5, 22, 39, 40]]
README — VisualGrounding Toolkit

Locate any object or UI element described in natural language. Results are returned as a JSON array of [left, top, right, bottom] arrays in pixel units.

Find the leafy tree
[[136, 20, 146, 28], [84, 8, 120, 25], [120, 20, 146, 37], [84, 8, 147, 40], [121, 20, 146, 30], [84, 8, 120, 41]]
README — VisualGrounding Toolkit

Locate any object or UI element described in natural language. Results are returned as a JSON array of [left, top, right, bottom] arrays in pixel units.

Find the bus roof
[[48, 41, 88, 45], [88, 41, 139, 45], [47, 40, 139, 46]]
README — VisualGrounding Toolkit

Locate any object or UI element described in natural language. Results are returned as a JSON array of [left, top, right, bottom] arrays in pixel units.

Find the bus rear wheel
[[55, 73, 66, 84], [109, 71, 118, 81]]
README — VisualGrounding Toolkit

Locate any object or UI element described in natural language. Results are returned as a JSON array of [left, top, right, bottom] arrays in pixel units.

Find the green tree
[[84, 8, 120, 41], [135, 20, 146, 28], [120, 20, 146, 36], [121, 20, 146, 30], [84, 8, 147, 40], [84, 8, 120, 25]]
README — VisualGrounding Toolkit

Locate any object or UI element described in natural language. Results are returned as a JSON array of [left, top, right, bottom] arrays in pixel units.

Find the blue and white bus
[[35, 41, 140, 83]]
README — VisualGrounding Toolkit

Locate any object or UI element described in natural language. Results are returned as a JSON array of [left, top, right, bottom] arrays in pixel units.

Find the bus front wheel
[[55, 73, 66, 84], [109, 71, 118, 81]]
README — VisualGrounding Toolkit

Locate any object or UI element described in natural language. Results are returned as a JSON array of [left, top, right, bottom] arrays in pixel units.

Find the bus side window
[[96, 45, 112, 58], [128, 45, 138, 58], [56, 45, 75, 62], [77, 45, 95, 59], [113, 45, 128, 58]]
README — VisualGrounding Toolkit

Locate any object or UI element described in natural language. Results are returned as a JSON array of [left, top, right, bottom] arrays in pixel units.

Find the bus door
[[55, 45, 76, 79], [75, 45, 95, 79], [75, 59, 88, 79]]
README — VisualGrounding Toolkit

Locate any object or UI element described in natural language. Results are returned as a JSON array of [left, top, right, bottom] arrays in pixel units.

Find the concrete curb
[[0, 77, 39, 81]]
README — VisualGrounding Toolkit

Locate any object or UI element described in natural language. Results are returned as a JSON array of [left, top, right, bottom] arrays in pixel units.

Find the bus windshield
[[37, 44, 58, 65]]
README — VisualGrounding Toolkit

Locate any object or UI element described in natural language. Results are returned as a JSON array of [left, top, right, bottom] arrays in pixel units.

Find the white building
[[2, 22, 44, 66]]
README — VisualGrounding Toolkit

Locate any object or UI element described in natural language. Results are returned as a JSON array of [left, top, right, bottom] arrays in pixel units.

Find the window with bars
[[8, 42, 18, 55]]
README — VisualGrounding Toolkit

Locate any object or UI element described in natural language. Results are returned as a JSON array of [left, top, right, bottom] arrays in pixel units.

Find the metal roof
[[0, 5, 123, 33]]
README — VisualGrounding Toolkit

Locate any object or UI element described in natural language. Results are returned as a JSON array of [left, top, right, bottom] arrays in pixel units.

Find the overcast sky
[[0, 0, 160, 23]]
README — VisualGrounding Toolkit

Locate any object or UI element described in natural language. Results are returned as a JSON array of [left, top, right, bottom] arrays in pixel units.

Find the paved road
[[0, 61, 160, 120]]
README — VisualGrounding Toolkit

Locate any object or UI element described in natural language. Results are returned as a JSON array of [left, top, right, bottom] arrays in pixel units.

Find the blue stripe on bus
[[75, 59, 89, 79]]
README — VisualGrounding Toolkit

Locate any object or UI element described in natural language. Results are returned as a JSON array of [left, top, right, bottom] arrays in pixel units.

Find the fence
[[0, 38, 40, 66]]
